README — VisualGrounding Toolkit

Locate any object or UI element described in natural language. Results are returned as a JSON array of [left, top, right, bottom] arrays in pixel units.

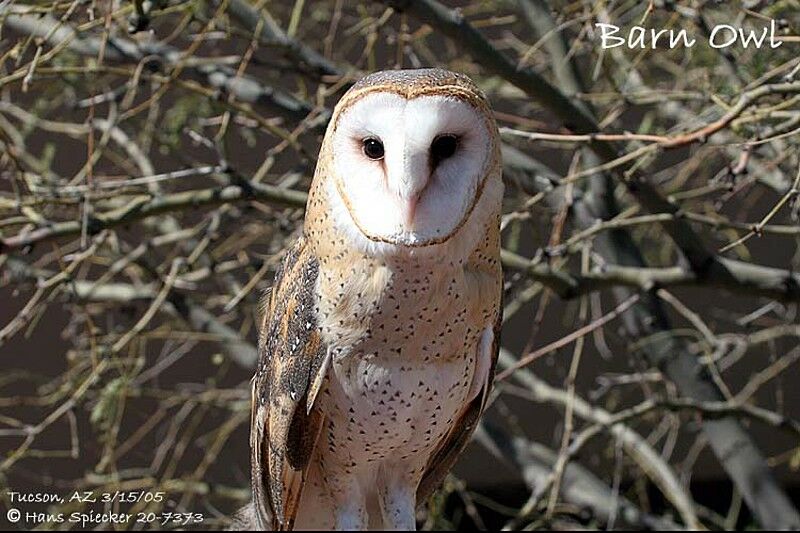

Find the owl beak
[[392, 154, 427, 228], [401, 194, 420, 228]]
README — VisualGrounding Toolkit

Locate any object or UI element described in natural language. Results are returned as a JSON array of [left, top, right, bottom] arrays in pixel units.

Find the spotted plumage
[[247, 68, 503, 531]]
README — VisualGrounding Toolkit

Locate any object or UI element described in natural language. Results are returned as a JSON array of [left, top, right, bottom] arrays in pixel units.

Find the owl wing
[[416, 302, 502, 504], [250, 236, 331, 531]]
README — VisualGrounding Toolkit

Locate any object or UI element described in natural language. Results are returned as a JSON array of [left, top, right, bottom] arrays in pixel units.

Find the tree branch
[[0, 180, 306, 253]]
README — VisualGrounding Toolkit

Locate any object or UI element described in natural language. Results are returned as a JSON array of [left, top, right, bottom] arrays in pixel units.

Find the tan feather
[[250, 237, 329, 529]]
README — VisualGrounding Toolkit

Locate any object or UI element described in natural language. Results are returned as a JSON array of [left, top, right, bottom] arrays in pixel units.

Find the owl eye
[[362, 137, 385, 160], [431, 134, 459, 162]]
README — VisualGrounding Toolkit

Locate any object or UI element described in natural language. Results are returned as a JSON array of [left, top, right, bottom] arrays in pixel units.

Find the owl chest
[[316, 261, 480, 360], [314, 263, 481, 466], [318, 345, 475, 470]]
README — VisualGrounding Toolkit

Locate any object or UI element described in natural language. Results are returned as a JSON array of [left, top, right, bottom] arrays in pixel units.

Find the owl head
[[307, 68, 503, 259]]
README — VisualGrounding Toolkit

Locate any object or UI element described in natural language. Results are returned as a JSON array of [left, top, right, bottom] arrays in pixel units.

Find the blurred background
[[1, 0, 799, 530]]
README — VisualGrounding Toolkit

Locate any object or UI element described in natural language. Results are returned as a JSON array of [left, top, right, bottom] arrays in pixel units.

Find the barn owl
[[247, 68, 503, 531]]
